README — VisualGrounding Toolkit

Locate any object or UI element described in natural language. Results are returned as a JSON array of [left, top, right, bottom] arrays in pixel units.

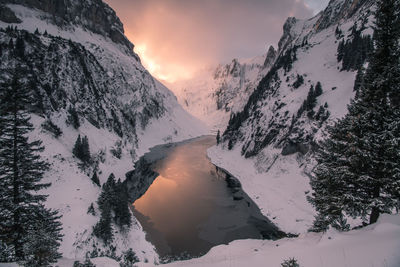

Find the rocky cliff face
[[1, 0, 133, 52], [171, 48, 277, 131], [0, 0, 204, 261], [222, 0, 376, 162], [314, 0, 374, 31]]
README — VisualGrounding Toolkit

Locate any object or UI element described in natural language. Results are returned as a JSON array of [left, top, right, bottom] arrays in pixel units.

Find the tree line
[[309, 0, 400, 231]]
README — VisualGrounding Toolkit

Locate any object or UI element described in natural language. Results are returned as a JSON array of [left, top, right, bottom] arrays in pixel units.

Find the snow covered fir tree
[[309, 0, 400, 231], [1, 0, 400, 266], [0, 72, 62, 265]]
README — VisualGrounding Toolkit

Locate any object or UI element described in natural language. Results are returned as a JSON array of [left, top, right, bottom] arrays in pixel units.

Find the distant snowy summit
[[169, 45, 277, 132]]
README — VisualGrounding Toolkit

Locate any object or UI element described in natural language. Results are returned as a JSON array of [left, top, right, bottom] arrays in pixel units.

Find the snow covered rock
[[170, 47, 277, 132], [211, 0, 377, 233]]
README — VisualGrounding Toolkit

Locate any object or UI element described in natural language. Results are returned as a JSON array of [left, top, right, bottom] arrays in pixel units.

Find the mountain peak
[[1, 0, 133, 51], [264, 45, 277, 68]]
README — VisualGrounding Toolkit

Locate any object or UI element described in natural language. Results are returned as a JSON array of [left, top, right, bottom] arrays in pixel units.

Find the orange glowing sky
[[104, 0, 329, 83]]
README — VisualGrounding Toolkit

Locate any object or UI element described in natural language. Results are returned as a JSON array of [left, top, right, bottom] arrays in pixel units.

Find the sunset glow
[[105, 0, 328, 83]]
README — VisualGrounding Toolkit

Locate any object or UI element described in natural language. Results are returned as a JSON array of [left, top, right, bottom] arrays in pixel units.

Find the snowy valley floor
[[78, 144, 400, 267]]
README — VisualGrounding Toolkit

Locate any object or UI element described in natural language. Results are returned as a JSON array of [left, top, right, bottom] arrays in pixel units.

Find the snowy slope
[[0, 1, 206, 264], [168, 47, 277, 132], [211, 0, 375, 234], [54, 215, 400, 267], [152, 214, 400, 267]]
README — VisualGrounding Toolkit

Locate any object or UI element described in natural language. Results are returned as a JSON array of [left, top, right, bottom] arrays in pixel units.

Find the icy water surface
[[130, 136, 283, 258]]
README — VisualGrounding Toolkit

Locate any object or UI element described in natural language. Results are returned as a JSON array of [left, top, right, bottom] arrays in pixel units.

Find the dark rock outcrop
[[263, 45, 277, 68], [3, 0, 133, 51], [0, 4, 21, 23]]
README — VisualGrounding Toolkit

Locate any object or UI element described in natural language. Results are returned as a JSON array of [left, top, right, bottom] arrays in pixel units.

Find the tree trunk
[[369, 206, 380, 224]]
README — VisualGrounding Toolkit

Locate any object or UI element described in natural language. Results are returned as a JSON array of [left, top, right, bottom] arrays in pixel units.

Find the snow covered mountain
[[169, 46, 277, 132], [0, 0, 205, 263], [208, 0, 376, 233]]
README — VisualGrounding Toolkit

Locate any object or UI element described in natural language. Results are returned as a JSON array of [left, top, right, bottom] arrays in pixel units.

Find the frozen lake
[[130, 136, 284, 259]]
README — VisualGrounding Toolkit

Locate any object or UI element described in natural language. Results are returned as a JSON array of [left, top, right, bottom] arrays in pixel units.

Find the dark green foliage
[[292, 74, 304, 89], [110, 141, 122, 159], [315, 105, 330, 122], [335, 26, 343, 39], [93, 204, 113, 244], [87, 203, 96, 216], [315, 82, 323, 96], [228, 139, 233, 150], [73, 135, 91, 163], [280, 46, 298, 73], [297, 84, 321, 118], [306, 85, 317, 111], [309, 0, 400, 231], [337, 23, 373, 71], [216, 130, 220, 145], [15, 36, 25, 58], [120, 248, 139, 267], [0, 73, 62, 262], [353, 68, 364, 96], [281, 257, 300, 267], [91, 172, 100, 187], [34, 28, 39, 35], [23, 207, 63, 267], [94, 174, 132, 243], [41, 119, 62, 138], [73, 256, 96, 267], [67, 106, 80, 129]]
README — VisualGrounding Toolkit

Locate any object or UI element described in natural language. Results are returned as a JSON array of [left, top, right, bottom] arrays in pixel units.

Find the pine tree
[[305, 85, 317, 111], [353, 68, 364, 96], [309, 0, 400, 230], [91, 172, 100, 187], [67, 105, 80, 129], [113, 179, 132, 229], [216, 130, 220, 145], [87, 203, 96, 216], [73, 135, 83, 159], [15, 36, 25, 59], [93, 201, 113, 244], [281, 257, 300, 267], [315, 82, 323, 96], [94, 174, 116, 243], [23, 207, 63, 266], [72, 135, 90, 163], [0, 72, 62, 261], [81, 136, 90, 162]]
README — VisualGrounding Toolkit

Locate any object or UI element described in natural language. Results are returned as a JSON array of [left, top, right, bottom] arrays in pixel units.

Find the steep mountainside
[[0, 0, 205, 263], [170, 46, 277, 132], [209, 0, 376, 233]]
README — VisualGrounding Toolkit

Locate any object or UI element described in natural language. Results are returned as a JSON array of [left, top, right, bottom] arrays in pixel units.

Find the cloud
[[104, 0, 314, 82]]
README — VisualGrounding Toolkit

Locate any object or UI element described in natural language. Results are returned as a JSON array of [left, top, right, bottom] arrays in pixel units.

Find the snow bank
[[141, 215, 400, 267]]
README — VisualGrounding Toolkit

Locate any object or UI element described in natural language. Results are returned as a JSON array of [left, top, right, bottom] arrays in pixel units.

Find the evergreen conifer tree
[[0, 72, 62, 261], [23, 206, 63, 266], [67, 106, 80, 129], [309, 0, 400, 230], [73, 135, 82, 159], [216, 130, 220, 145], [72, 135, 90, 163], [91, 172, 100, 187], [315, 82, 323, 96], [113, 179, 132, 228], [15, 36, 25, 59]]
